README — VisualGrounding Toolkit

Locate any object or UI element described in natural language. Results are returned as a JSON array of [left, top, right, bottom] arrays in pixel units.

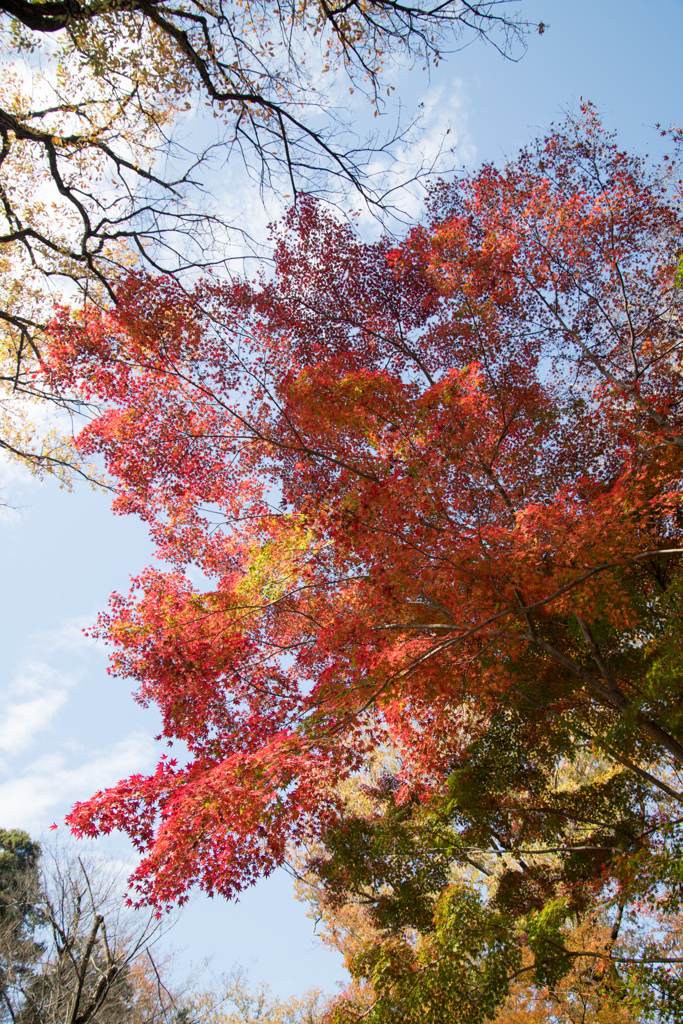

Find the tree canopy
[[0, 0, 532, 480], [46, 107, 683, 1019]]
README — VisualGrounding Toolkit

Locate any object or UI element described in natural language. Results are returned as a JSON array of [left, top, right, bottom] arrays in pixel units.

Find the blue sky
[[1, 0, 682, 999]]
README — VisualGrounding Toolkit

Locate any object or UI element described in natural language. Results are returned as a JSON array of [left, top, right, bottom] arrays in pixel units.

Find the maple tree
[[0, 0, 531, 481], [47, 107, 683, 1017]]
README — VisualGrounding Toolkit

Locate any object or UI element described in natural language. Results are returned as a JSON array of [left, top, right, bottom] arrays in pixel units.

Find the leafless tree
[[0, 846, 185, 1024]]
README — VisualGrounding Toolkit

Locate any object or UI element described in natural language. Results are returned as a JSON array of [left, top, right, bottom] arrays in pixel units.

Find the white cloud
[[205, 70, 476, 256], [0, 665, 73, 756], [0, 455, 40, 524], [0, 732, 155, 832], [36, 616, 98, 656], [0, 618, 99, 760], [0, 454, 36, 490], [0, 613, 159, 839], [353, 76, 476, 236], [0, 395, 80, 524]]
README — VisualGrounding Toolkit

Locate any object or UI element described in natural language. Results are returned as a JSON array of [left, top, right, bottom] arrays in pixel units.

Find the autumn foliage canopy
[[46, 108, 683, 1016]]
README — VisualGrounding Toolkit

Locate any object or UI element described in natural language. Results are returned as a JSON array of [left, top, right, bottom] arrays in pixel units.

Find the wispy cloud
[[0, 733, 155, 832], [354, 76, 475, 236], [0, 454, 40, 524], [0, 618, 97, 761], [0, 614, 157, 833], [0, 664, 74, 757]]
